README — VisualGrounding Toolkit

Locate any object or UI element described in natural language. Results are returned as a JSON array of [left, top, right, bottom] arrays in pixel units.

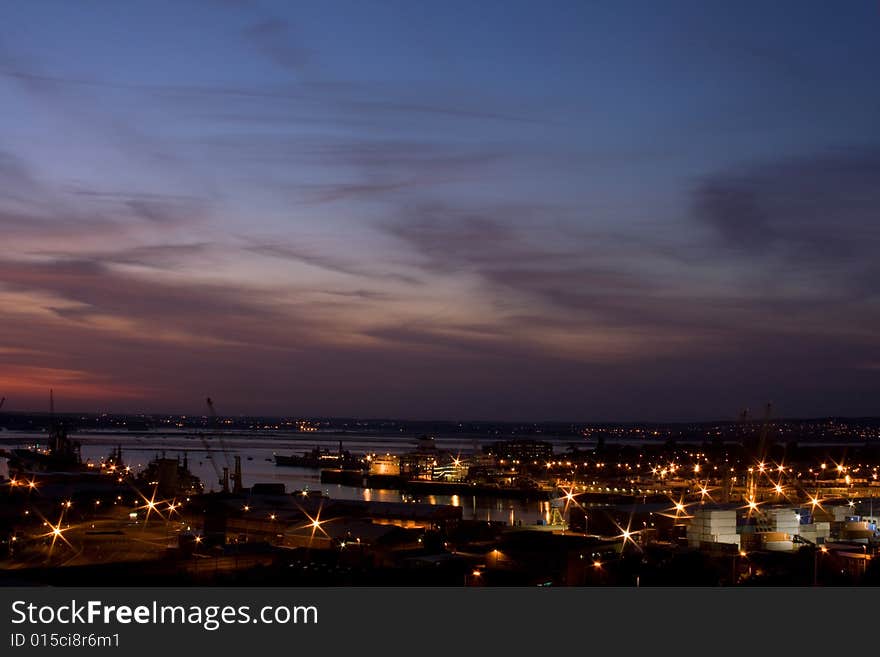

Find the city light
[[37, 508, 73, 558], [136, 488, 166, 523], [2, 404, 878, 588]]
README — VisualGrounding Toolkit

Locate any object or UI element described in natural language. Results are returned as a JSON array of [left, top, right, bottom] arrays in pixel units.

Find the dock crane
[[0, 397, 5, 411], [197, 423, 225, 493], [197, 397, 230, 493], [204, 397, 242, 493]]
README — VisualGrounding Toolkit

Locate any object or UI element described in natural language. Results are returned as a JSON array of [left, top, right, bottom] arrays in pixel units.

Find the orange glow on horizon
[[0, 365, 146, 403]]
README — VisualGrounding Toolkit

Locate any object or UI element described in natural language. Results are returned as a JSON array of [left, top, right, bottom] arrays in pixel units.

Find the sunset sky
[[1, 1, 879, 420]]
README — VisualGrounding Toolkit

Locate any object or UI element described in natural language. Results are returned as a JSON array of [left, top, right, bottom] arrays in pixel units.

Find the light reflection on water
[[1, 439, 551, 525]]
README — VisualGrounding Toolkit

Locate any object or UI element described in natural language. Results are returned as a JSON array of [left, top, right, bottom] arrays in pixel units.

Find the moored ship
[[274, 442, 362, 470]]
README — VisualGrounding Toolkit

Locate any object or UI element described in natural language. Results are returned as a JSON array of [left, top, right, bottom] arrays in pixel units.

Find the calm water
[[1, 431, 556, 525]]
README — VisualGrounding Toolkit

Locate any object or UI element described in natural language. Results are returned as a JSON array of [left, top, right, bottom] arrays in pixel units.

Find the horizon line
[[1, 407, 878, 427]]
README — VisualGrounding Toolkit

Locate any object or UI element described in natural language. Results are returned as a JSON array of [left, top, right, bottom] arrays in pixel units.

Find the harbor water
[[0, 431, 559, 525]]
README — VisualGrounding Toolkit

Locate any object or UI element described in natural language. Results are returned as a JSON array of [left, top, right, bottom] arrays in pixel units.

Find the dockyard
[[2, 411, 879, 586]]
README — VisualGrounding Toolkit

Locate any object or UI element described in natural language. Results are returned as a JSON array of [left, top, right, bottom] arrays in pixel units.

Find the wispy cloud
[[693, 146, 880, 296], [246, 241, 421, 285], [0, 257, 321, 349], [243, 18, 312, 74]]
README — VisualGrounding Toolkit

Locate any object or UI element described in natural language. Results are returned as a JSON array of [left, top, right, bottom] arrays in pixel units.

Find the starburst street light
[[37, 509, 73, 558], [698, 483, 715, 504], [558, 487, 582, 518], [135, 487, 166, 523], [611, 514, 642, 552], [295, 501, 334, 547], [743, 498, 761, 517], [663, 496, 692, 520]]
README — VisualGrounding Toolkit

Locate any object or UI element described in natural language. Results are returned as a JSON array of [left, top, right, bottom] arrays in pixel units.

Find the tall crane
[[196, 425, 224, 493], [0, 397, 5, 411], [205, 397, 241, 493], [196, 397, 229, 493]]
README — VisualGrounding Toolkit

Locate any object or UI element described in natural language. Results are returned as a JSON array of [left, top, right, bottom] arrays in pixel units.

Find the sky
[[0, 1, 879, 421]]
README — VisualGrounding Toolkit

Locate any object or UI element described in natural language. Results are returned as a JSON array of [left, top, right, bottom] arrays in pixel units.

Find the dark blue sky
[[1, 1, 878, 420]]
